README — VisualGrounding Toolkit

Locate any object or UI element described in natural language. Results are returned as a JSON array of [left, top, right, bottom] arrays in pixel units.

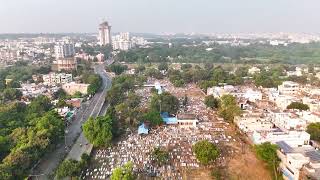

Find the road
[[31, 61, 112, 180], [66, 64, 112, 161]]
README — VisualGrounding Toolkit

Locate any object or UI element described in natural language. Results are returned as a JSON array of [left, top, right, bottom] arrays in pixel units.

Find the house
[[65, 98, 82, 108], [243, 89, 263, 102], [43, 72, 73, 86], [62, 82, 89, 95], [235, 113, 274, 133], [272, 112, 307, 131], [276, 141, 320, 180], [302, 112, 320, 124], [177, 114, 198, 128], [275, 95, 299, 110], [278, 81, 300, 95], [161, 112, 198, 128], [251, 130, 310, 147], [207, 85, 235, 98]]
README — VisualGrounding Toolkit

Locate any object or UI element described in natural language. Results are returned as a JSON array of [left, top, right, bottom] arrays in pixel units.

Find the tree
[[158, 62, 169, 71], [218, 95, 241, 122], [150, 92, 179, 114], [143, 111, 163, 127], [192, 140, 220, 165], [204, 95, 220, 109], [255, 142, 281, 179], [2, 88, 22, 101], [83, 115, 113, 147], [307, 123, 320, 142], [56, 159, 81, 179], [108, 63, 128, 75], [111, 162, 135, 180], [287, 102, 309, 111], [26, 95, 52, 119], [136, 65, 146, 73], [151, 147, 169, 165], [85, 74, 102, 94]]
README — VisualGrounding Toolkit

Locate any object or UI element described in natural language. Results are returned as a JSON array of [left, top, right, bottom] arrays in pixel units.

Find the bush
[[192, 140, 219, 165]]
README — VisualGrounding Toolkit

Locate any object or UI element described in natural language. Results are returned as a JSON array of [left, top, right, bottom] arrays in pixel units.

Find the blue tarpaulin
[[161, 112, 177, 124], [138, 123, 149, 135]]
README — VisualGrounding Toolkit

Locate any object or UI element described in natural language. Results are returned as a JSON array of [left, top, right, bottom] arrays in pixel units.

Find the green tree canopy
[[307, 123, 320, 142], [204, 95, 220, 109], [56, 159, 82, 179], [218, 95, 241, 122], [111, 162, 135, 180], [158, 62, 169, 71], [151, 147, 169, 165], [108, 63, 128, 75], [2, 88, 22, 101], [83, 115, 113, 147], [143, 111, 163, 127], [287, 102, 309, 111], [150, 92, 179, 114], [255, 142, 281, 179], [192, 140, 220, 165]]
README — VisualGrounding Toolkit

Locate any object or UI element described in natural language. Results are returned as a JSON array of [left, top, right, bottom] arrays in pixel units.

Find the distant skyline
[[0, 0, 320, 34]]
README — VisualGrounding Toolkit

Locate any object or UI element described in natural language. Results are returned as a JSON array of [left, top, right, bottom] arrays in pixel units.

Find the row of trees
[[115, 41, 320, 64], [0, 96, 64, 179]]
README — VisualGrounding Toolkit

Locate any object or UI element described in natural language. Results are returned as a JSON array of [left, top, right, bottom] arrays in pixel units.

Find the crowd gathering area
[[81, 79, 241, 179]]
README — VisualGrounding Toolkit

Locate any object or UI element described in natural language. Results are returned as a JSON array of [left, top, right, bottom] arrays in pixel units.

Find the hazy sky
[[0, 0, 319, 33]]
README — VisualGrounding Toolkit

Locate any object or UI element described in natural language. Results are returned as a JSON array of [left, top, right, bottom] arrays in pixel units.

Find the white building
[[207, 85, 235, 98], [62, 82, 89, 95], [42, 73, 72, 86], [252, 130, 310, 147], [112, 32, 132, 51], [98, 21, 112, 46], [54, 43, 75, 59], [235, 113, 274, 133], [272, 112, 307, 131], [176, 114, 198, 128], [243, 89, 263, 102], [276, 141, 320, 180], [302, 112, 320, 124], [278, 81, 300, 95], [275, 95, 299, 110]]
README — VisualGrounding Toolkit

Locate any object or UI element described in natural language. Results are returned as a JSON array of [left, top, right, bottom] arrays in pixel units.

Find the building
[[272, 112, 307, 131], [62, 82, 89, 95], [278, 81, 300, 95], [176, 114, 198, 128], [98, 21, 112, 46], [161, 113, 198, 128], [252, 130, 310, 147], [42, 73, 72, 86], [276, 141, 320, 180], [112, 32, 132, 51], [207, 85, 235, 98], [235, 113, 274, 133], [53, 58, 77, 71], [243, 89, 263, 102], [275, 95, 299, 110], [54, 43, 75, 59]]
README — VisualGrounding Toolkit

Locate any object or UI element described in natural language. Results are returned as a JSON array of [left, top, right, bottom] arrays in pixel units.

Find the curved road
[[31, 61, 112, 180]]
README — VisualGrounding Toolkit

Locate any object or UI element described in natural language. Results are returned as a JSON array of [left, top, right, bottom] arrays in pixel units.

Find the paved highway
[[31, 61, 112, 180]]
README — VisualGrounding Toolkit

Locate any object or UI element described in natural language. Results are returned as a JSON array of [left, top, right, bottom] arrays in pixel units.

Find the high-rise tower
[[98, 21, 112, 46]]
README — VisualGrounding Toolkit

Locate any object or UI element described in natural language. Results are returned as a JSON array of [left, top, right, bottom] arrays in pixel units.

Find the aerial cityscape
[[1, 1, 320, 180]]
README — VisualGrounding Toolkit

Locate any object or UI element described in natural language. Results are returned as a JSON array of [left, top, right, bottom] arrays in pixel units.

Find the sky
[[0, 0, 319, 34]]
